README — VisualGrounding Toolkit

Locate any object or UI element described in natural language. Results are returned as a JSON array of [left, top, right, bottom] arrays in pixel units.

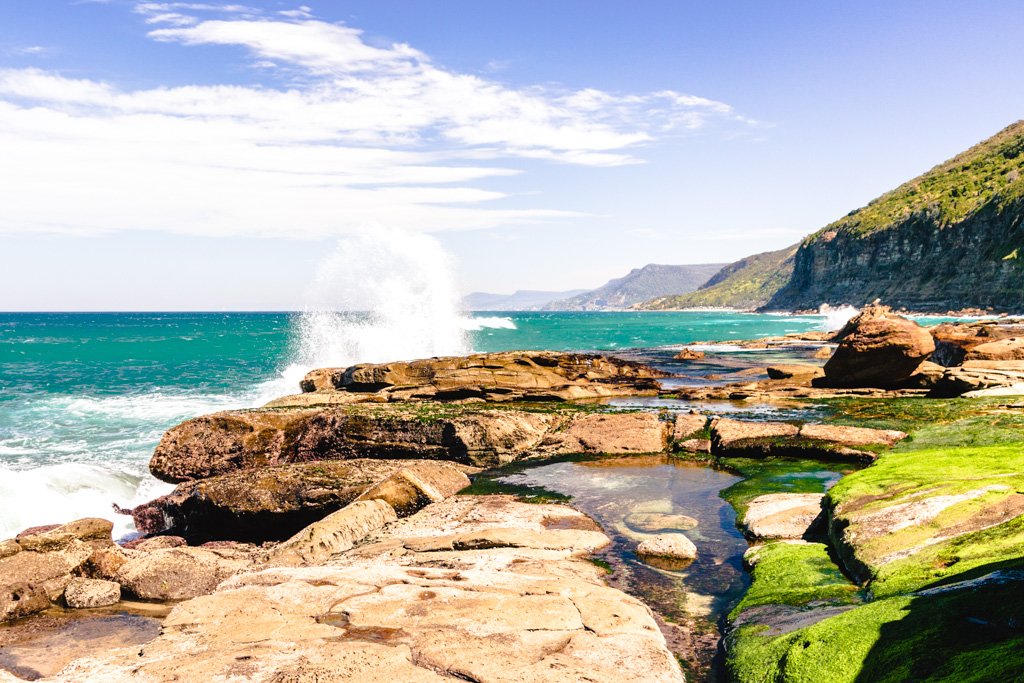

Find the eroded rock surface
[[51, 496, 685, 683]]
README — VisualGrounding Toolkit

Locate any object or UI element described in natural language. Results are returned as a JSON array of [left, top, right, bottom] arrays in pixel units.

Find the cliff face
[[638, 247, 796, 310], [769, 198, 1024, 311]]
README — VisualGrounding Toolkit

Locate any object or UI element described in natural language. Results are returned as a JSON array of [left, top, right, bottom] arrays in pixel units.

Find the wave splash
[[818, 304, 860, 331]]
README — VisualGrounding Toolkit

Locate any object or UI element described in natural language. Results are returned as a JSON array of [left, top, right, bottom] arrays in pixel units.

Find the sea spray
[[255, 228, 472, 401], [818, 304, 859, 331]]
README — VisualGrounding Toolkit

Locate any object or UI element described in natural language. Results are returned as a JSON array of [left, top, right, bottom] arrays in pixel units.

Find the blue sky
[[1, 1, 1023, 310]]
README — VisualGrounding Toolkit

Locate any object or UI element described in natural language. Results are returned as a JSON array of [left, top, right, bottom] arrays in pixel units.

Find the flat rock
[[742, 494, 824, 539], [711, 418, 799, 451], [766, 364, 823, 380], [264, 499, 399, 568], [52, 496, 684, 683], [115, 545, 256, 601], [965, 337, 1024, 361], [546, 412, 669, 454], [63, 578, 120, 609], [672, 413, 708, 443]]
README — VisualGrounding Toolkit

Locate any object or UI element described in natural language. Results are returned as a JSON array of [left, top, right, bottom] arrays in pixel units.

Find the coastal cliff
[[641, 120, 1024, 312]]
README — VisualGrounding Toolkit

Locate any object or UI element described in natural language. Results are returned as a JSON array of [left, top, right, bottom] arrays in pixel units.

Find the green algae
[[731, 542, 861, 619], [728, 578, 1024, 683], [715, 456, 851, 520]]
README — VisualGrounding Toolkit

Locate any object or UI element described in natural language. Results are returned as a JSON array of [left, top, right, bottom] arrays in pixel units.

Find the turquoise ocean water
[[0, 310, 837, 538]]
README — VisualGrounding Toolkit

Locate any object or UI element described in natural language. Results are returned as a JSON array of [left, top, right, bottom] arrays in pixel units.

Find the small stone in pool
[[625, 512, 699, 534], [636, 533, 698, 569]]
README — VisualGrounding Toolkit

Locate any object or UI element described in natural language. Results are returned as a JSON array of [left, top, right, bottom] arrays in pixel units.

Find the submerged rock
[[822, 305, 935, 388], [636, 533, 698, 565]]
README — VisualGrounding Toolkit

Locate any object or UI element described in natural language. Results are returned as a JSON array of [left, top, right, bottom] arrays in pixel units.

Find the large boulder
[[128, 459, 470, 541], [298, 351, 666, 402], [822, 305, 935, 388]]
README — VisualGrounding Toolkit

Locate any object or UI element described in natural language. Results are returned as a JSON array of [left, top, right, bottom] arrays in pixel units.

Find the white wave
[[56, 392, 248, 422], [0, 462, 174, 541], [818, 304, 859, 331], [459, 315, 517, 331]]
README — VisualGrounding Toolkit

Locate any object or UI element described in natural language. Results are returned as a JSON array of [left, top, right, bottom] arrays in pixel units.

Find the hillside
[[544, 263, 725, 311], [463, 289, 586, 311], [640, 120, 1024, 312], [638, 247, 797, 310]]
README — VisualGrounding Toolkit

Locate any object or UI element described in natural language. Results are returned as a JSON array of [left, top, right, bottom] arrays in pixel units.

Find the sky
[[1, 0, 1023, 310]]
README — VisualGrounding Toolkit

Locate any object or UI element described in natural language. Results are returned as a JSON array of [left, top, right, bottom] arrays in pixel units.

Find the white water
[[818, 304, 859, 331]]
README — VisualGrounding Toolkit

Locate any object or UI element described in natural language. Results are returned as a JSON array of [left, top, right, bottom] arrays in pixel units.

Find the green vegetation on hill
[[637, 246, 796, 310]]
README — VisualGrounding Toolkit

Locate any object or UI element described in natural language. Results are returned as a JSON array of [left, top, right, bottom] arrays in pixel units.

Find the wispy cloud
[[0, 4, 754, 239]]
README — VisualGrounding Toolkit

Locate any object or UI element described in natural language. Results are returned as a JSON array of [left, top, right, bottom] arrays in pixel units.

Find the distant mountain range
[[462, 289, 587, 311], [640, 120, 1024, 312], [464, 263, 726, 312], [543, 263, 726, 310]]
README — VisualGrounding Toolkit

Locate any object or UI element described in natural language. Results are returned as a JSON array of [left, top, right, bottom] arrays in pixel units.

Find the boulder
[[130, 459, 469, 541], [671, 413, 708, 443], [965, 337, 1024, 361], [822, 305, 935, 387], [675, 348, 705, 360], [63, 578, 120, 609], [710, 418, 800, 452], [299, 351, 666, 402], [741, 494, 824, 540], [115, 545, 256, 601]]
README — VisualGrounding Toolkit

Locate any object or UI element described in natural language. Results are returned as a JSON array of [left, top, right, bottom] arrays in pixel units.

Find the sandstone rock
[[675, 438, 712, 453], [264, 499, 399, 568], [56, 496, 683, 683], [930, 366, 1024, 397], [672, 412, 708, 444], [636, 533, 697, 569], [710, 418, 800, 452], [63, 578, 120, 608], [823, 305, 935, 387], [132, 459, 469, 541], [150, 405, 558, 482], [78, 546, 130, 581], [115, 545, 255, 601], [675, 348, 705, 360], [930, 321, 1024, 365], [741, 494, 824, 540], [15, 518, 113, 553], [546, 412, 669, 454], [300, 351, 666, 402], [356, 462, 470, 517], [965, 337, 1024, 361], [0, 540, 20, 559], [797, 424, 906, 449], [766, 364, 823, 380], [813, 346, 834, 359], [122, 536, 187, 551], [0, 583, 50, 623]]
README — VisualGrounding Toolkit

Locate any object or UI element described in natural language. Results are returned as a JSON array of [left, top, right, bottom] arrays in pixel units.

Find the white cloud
[[0, 5, 753, 239]]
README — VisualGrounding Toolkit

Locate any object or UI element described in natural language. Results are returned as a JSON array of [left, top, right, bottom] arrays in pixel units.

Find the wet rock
[[299, 351, 666, 402], [115, 545, 256, 601], [741, 494, 824, 540], [671, 413, 708, 444], [636, 533, 698, 564], [822, 305, 935, 388], [545, 412, 669, 454], [63, 578, 120, 609], [965, 337, 1024, 361]]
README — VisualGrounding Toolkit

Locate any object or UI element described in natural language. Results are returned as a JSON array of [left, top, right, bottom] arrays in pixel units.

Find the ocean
[[0, 309, 842, 539]]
